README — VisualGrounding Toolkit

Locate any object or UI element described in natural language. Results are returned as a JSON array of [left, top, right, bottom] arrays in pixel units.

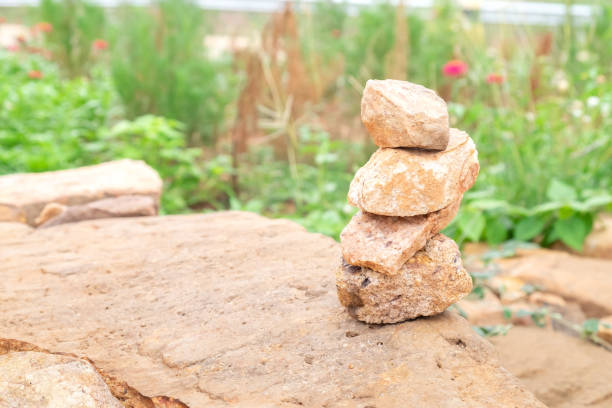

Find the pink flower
[[92, 39, 108, 51], [442, 60, 468, 77], [5, 44, 19, 52], [0, 17, 6, 24], [486, 73, 505, 84], [27, 70, 43, 79], [34, 22, 52, 33]]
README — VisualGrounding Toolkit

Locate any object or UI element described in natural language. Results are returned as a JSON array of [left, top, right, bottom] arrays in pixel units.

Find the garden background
[[1, 0, 611, 252]]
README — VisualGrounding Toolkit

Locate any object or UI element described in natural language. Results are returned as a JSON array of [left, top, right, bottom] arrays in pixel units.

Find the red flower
[[5, 44, 19, 52], [34, 22, 53, 33], [92, 39, 108, 51], [442, 59, 468, 77], [0, 17, 6, 23], [27, 70, 43, 79], [486, 73, 505, 84]]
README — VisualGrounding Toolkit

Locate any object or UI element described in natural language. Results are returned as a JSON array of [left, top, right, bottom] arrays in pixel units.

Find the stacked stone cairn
[[336, 79, 480, 324]]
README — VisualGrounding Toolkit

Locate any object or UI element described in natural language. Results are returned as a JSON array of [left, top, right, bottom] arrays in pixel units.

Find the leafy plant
[[110, 0, 236, 145], [39, 0, 106, 77], [473, 324, 512, 338]]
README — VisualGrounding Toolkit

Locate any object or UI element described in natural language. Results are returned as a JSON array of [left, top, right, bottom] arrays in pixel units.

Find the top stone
[[361, 79, 450, 150]]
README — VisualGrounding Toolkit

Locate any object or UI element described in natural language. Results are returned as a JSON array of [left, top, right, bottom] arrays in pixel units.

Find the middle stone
[[340, 199, 460, 275], [348, 128, 479, 216]]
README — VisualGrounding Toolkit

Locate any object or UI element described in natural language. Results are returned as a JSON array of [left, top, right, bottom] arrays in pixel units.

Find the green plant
[[39, 0, 106, 77], [96, 115, 221, 214], [231, 126, 366, 239], [110, 0, 236, 145], [0, 52, 112, 173]]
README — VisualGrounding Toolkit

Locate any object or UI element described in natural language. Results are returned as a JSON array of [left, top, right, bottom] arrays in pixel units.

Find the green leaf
[[457, 210, 486, 242], [547, 179, 577, 202], [514, 216, 547, 241], [551, 213, 593, 251], [582, 319, 600, 336], [485, 216, 509, 245]]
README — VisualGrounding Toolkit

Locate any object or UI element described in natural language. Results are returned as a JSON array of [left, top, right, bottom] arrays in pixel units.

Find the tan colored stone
[[583, 212, 612, 259], [38, 195, 157, 228], [597, 316, 612, 344], [35, 202, 67, 226], [456, 288, 506, 326], [0, 212, 544, 407], [340, 199, 460, 275], [498, 248, 612, 317], [0, 159, 162, 226], [487, 275, 529, 304], [348, 128, 479, 216], [337, 234, 472, 323], [0, 338, 188, 408], [361, 79, 450, 149], [492, 327, 612, 408], [0, 351, 124, 408]]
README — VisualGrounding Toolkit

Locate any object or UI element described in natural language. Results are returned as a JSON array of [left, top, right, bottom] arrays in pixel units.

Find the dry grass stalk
[[385, 1, 408, 80]]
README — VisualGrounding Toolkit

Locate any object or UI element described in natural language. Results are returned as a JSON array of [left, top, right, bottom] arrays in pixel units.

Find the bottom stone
[[336, 234, 472, 323]]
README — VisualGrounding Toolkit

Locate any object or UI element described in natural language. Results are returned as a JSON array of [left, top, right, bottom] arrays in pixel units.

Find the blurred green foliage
[[110, 0, 236, 144], [39, 0, 106, 77], [1, 0, 611, 252]]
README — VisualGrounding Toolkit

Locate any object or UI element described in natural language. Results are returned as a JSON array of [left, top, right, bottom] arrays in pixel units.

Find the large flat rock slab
[[0, 159, 162, 225], [492, 327, 612, 408], [0, 212, 544, 407], [498, 248, 612, 317]]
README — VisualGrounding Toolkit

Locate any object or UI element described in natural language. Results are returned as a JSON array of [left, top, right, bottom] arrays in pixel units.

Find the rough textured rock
[[37, 195, 157, 228], [596, 316, 612, 345], [361, 79, 450, 150], [0, 351, 124, 408], [498, 248, 612, 317], [492, 327, 612, 408], [340, 199, 460, 275], [456, 288, 506, 326], [0, 338, 188, 408], [337, 234, 473, 323], [0, 212, 544, 407], [348, 128, 479, 216], [0, 159, 162, 226], [583, 212, 612, 259]]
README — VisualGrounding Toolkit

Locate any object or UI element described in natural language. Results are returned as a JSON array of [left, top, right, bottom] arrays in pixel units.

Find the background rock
[[361, 79, 450, 150], [492, 327, 612, 408], [0, 350, 124, 408], [583, 212, 612, 260], [0, 159, 162, 226], [348, 128, 479, 216], [0, 212, 544, 407], [38, 195, 157, 228], [498, 248, 612, 317], [0, 338, 187, 408], [340, 199, 460, 275]]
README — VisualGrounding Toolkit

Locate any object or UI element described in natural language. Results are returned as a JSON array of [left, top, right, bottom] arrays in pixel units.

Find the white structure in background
[[0, 0, 596, 26]]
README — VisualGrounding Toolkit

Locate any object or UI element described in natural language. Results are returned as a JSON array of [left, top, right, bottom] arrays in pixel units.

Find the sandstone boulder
[[37, 195, 157, 228], [0, 351, 124, 408], [583, 212, 612, 259], [0, 338, 188, 408], [348, 128, 479, 216], [0, 159, 162, 225], [361, 79, 450, 150], [337, 234, 473, 323], [340, 199, 460, 275], [498, 248, 612, 317], [0, 212, 545, 407], [492, 327, 612, 408], [597, 316, 612, 344]]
